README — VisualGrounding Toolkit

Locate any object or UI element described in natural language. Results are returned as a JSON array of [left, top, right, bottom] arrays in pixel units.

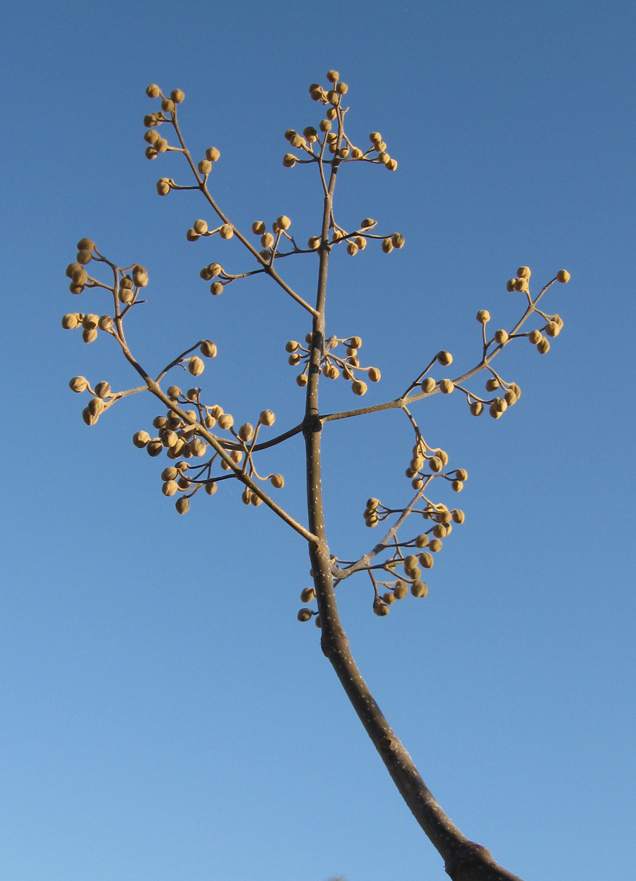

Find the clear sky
[[2, 2, 635, 880]]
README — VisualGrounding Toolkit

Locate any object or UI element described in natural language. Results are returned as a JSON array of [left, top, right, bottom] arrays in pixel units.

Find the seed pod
[[504, 389, 517, 406], [404, 554, 418, 572], [529, 329, 543, 344], [241, 489, 252, 506], [352, 380, 367, 396], [69, 376, 88, 393], [437, 351, 453, 366], [419, 377, 435, 394], [545, 321, 560, 337], [161, 466, 178, 481], [98, 315, 113, 332], [210, 282, 223, 296], [390, 581, 407, 600], [283, 153, 296, 168], [171, 88, 185, 104], [439, 379, 454, 394], [259, 410, 275, 426], [386, 159, 398, 171], [160, 97, 175, 113], [419, 552, 434, 569], [200, 340, 217, 357], [146, 83, 161, 98], [187, 229, 200, 242], [486, 377, 499, 391], [557, 269, 570, 283], [220, 224, 233, 240], [162, 480, 178, 497], [470, 401, 484, 416], [177, 476, 191, 489], [167, 385, 182, 399], [238, 423, 254, 442], [205, 480, 217, 495], [133, 430, 150, 448], [277, 215, 291, 231], [198, 159, 212, 175], [132, 265, 148, 287], [297, 608, 313, 622], [373, 600, 389, 617], [94, 381, 111, 398], [506, 278, 517, 292], [517, 266, 531, 279], [66, 262, 83, 279], [81, 313, 98, 330], [189, 357, 205, 376], [252, 221, 266, 235], [300, 587, 316, 603], [307, 236, 321, 250], [82, 407, 98, 426], [119, 286, 134, 304], [476, 310, 490, 323], [71, 267, 89, 286], [82, 328, 98, 344], [346, 241, 359, 256], [62, 313, 80, 329], [190, 438, 207, 457], [218, 414, 234, 430], [147, 439, 163, 457], [303, 126, 318, 141], [205, 146, 221, 162], [429, 539, 443, 553], [494, 329, 509, 345], [193, 219, 208, 235], [391, 233, 405, 248], [297, 373, 308, 387], [175, 497, 190, 515], [433, 524, 448, 539], [270, 474, 285, 489], [411, 581, 428, 598], [261, 232, 275, 249], [382, 238, 394, 254], [537, 338, 550, 354]]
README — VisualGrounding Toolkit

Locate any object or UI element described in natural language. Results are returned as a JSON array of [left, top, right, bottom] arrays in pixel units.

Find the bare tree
[[62, 71, 570, 881]]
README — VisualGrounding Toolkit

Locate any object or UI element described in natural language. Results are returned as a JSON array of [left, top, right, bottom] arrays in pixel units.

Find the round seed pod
[[336, 82, 348, 94], [220, 224, 233, 240], [470, 401, 484, 416], [303, 126, 318, 141], [259, 410, 275, 426], [307, 236, 321, 250], [476, 310, 490, 324], [155, 138, 169, 153], [193, 219, 208, 235], [186, 229, 200, 242], [285, 341, 299, 353], [411, 581, 428, 598], [367, 367, 381, 383], [288, 353, 301, 365], [382, 591, 396, 605], [241, 488, 252, 506], [369, 131, 382, 144], [404, 554, 418, 572], [162, 480, 178, 496], [71, 267, 89, 286], [351, 147, 363, 159], [277, 215, 292, 231], [205, 147, 221, 162], [162, 466, 178, 481], [537, 338, 550, 354], [296, 373, 308, 387], [270, 473, 285, 489], [238, 423, 254, 442], [297, 608, 312, 622], [82, 328, 98, 344], [451, 479, 464, 493], [557, 269, 570, 283], [494, 329, 509, 344], [119, 286, 134, 305], [506, 278, 517, 292], [391, 233, 405, 248], [310, 88, 323, 102], [545, 321, 560, 337], [504, 389, 517, 406], [452, 509, 465, 524], [352, 380, 367, 396], [198, 159, 212, 175], [218, 414, 234, 430], [66, 262, 83, 279], [529, 329, 543, 344], [176, 497, 190, 515], [210, 282, 223, 296], [161, 97, 175, 113], [205, 480, 217, 495], [326, 69, 339, 82], [99, 315, 114, 331], [69, 376, 88, 394], [419, 552, 434, 569], [433, 524, 448, 539], [300, 587, 316, 603], [455, 468, 468, 481], [261, 232, 275, 249], [171, 89, 185, 104], [147, 439, 163, 457], [146, 83, 161, 98], [82, 407, 98, 426], [428, 456, 442, 473], [251, 221, 265, 236], [381, 238, 394, 254], [517, 266, 531, 279], [346, 242, 359, 256], [373, 600, 389, 617], [190, 438, 207, 457], [133, 430, 150, 448], [439, 379, 454, 394], [437, 351, 453, 366], [414, 535, 428, 549], [178, 476, 191, 489], [386, 159, 398, 171], [429, 539, 442, 553], [62, 313, 80, 329], [82, 313, 99, 329], [489, 400, 507, 418], [94, 381, 111, 398], [200, 340, 217, 358], [283, 154, 296, 168], [486, 378, 499, 391], [167, 385, 182, 399], [69, 283, 85, 295], [419, 377, 435, 394], [189, 357, 204, 376], [132, 265, 148, 287]]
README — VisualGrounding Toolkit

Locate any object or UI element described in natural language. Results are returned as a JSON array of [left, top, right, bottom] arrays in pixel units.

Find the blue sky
[[2, 2, 635, 880]]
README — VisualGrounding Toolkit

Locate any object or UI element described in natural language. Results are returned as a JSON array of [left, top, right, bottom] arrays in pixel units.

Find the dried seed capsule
[[439, 379, 454, 394], [189, 357, 204, 376], [373, 599, 390, 617], [62, 313, 80, 329], [336, 82, 348, 94], [71, 267, 89, 286], [220, 224, 233, 240], [486, 377, 499, 391], [147, 439, 163, 456], [411, 581, 428, 598], [545, 321, 560, 337], [162, 480, 178, 496], [146, 83, 161, 98], [383, 591, 396, 605], [94, 381, 111, 398], [132, 265, 148, 287], [285, 340, 299, 353], [494, 329, 509, 344], [393, 582, 408, 600], [557, 269, 570, 283], [175, 497, 190, 515], [421, 377, 436, 394], [437, 351, 453, 366], [296, 373, 308, 386], [205, 480, 217, 495], [381, 238, 394, 254], [419, 552, 434, 569], [476, 310, 490, 323], [238, 423, 254, 442], [82, 407, 98, 426], [205, 147, 221, 162], [198, 159, 212, 175], [162, 466, 178, 481], [300, 587, 316, 603], [386, 159, 398, 171], [69, 376, 88, 393], [517, 266, 531, 279], [297, 608, 312, 622], [283, 153, 296, 167], [218, 414, 234, 430], [528, 329, 543, 344], [210, 282, 223, 296], [190, 438, 207, 457], [251, 221, 266, 236], [259, 410, 275, 426], [261, 232, 275, 249], [352, 380, 368, 396], [326, 69, 339, 82], [270, 474, 285, 489], [429, 539, 442, 553], [537, 338, 550, 354], [391, 233, 405, 248], [307, 236, 321, 250], [82, 328, 98, 343], [200, 340, 217, 357], [193, 219, 208, 235], [161, 98, 175, 113], [170, 89, 185, 104], [277, 215, 291, 230], [470, 401, 484, 416], [368, 367, 381, 382], [506, 278, 517, 292], [98, 315, 113, 331], [346, 241, 359, 256], [167, 385, 182, 399], [133, 430, 150, 448], [66, 262, 83, 279], [415, 534, 429, 549]]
